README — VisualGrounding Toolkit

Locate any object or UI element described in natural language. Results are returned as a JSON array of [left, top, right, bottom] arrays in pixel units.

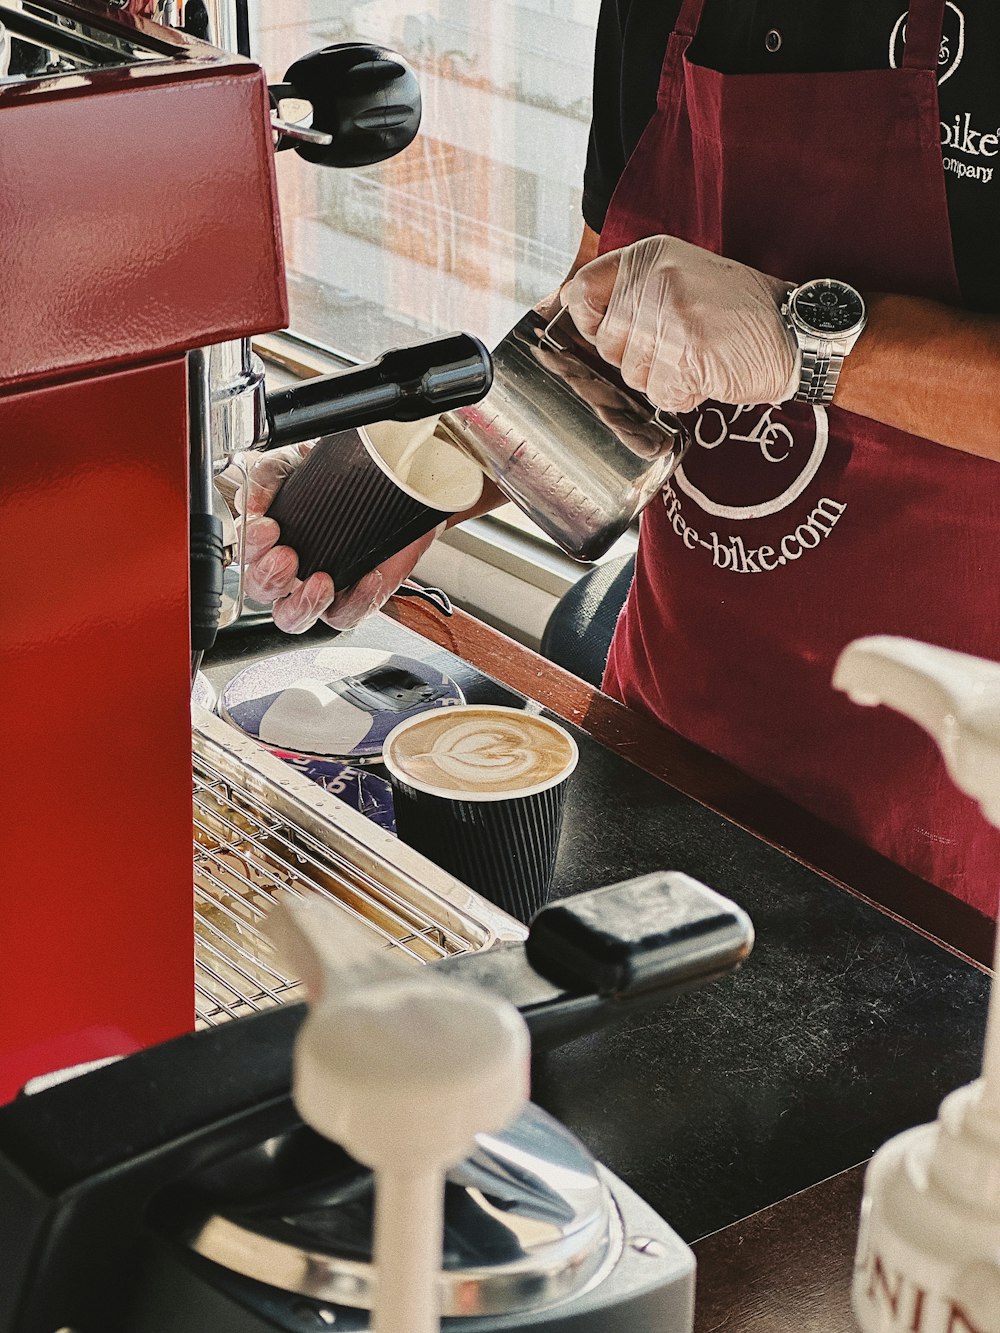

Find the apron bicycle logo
[[890, 3, 965, 84], [673, 401, 830, 520]]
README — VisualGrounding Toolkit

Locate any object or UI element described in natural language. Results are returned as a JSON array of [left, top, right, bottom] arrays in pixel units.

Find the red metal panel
[[0, 360, 195, 1100], [0, 57, 288, 393], [0, 20, 289, 1098]]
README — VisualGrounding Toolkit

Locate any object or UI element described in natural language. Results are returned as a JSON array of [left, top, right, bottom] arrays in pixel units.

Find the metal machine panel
[[0, 5, 288, 1098], [0, 39, 287, 392], [0, 359, 195, 1098]]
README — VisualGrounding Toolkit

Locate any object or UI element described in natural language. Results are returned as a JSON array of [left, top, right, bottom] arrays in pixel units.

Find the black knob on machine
[[270, 42, 421, 167]]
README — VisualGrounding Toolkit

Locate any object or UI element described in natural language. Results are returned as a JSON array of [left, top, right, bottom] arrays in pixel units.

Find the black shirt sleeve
[[583, 0, 626, 232], [583, 0, 682, 233]]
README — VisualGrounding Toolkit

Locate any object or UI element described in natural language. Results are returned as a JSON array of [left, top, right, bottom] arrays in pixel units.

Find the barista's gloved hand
[[239, 441, 443, 635], [562, 235, 800, 414]]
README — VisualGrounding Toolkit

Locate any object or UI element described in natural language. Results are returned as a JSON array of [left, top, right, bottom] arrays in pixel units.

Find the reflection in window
[[251, 0, 599, 360]]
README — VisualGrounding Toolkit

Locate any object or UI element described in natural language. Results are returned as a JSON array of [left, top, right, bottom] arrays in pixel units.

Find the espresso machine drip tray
[[192, 709, 524, 1026]]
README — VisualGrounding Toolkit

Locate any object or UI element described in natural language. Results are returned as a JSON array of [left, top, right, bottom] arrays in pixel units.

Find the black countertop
[[204, 618, 991, 1244]]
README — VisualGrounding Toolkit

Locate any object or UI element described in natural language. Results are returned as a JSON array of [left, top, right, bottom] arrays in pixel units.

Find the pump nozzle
[[268, 897, 529, 1333], [834, 635, 1000, 827]]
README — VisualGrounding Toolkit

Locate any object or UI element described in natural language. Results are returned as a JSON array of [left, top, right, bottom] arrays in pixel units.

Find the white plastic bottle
[[834, 636, 1000, 1333]]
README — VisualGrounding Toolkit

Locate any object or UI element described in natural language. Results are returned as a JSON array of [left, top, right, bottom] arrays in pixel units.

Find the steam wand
[[188, 348, 223, 680]]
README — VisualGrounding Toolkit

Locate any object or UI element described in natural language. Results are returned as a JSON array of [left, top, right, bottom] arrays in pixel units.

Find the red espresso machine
[[0, 0, 498, 1103], [0, 16, 762, 1332], [0, 2, 289, 1099]]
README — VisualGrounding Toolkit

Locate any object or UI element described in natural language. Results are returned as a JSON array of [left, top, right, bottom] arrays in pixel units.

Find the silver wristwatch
[[781, 279, 868, 405]]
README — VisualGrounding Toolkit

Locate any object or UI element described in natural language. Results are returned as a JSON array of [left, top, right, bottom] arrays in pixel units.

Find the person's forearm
[[568, 224, 601, 278], [834, 294, 1000, 462]]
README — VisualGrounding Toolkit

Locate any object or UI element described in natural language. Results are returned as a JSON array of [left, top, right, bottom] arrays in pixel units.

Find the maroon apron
[[601, 0, 1000, 915]]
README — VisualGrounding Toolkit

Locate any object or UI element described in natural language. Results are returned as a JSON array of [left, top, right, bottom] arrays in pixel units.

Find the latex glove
[[562, 235, 800, 414], [239, 441, 444, 635]]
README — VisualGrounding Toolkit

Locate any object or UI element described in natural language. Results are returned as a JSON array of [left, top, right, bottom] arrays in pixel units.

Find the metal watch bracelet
[[793, 343, 847, 405]]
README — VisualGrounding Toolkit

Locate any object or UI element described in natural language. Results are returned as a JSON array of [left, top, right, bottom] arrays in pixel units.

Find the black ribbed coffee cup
[[383, 706, 578, 923], [267, 424, 482, 591]]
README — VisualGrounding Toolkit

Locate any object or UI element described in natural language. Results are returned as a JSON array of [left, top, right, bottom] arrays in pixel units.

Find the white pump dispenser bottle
[[834, 635, 1000, 1333]]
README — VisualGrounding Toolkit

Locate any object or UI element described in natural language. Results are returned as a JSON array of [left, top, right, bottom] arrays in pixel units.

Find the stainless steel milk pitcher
[[441, 299, 689, 562]]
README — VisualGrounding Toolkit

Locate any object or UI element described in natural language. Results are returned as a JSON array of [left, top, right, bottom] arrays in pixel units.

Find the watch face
[[791, 280, 866, 335]]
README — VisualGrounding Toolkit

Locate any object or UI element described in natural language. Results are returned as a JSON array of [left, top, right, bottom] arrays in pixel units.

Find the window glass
[[250, 0, 600, 361]]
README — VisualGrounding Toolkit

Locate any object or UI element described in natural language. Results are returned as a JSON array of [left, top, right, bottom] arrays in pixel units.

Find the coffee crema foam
[[385, 708, 576, 796]]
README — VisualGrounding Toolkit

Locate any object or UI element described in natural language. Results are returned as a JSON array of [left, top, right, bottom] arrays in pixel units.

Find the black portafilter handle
[[437, 870, 755, 1049], [263, 332, 494, 450]]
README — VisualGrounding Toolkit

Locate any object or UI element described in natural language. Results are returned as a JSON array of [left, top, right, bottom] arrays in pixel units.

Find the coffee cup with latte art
[[383, 705, 578, 922]]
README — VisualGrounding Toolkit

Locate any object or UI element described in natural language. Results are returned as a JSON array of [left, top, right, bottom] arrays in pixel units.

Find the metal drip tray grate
[[192, 710, 522, 1028]]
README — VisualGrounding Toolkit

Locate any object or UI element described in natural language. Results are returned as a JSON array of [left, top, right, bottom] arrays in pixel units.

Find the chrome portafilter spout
[[209, 339, 268, 462], [189, 340, 269, 676], [201, 339, 269, 646]]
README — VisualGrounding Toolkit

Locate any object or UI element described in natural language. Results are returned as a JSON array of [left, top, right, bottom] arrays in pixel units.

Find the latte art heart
[[429, 721, 542, 786], [385, 706, 577, 797]]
